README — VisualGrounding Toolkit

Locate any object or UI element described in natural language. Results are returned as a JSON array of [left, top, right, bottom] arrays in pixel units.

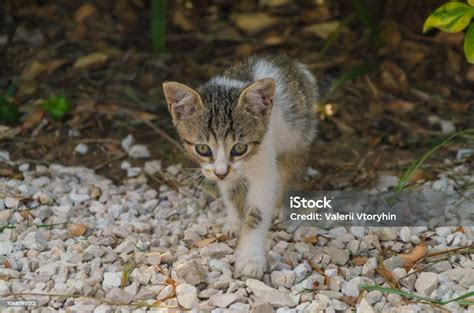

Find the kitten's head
[[163, 78, 275, 182]]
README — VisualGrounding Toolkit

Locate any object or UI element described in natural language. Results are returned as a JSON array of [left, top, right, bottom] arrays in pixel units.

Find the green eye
[[195, 144, 212, 157], [231, 143, 248, 156]]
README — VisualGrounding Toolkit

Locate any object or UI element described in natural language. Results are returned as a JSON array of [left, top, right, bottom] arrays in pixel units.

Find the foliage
[[0, 84, 20, 124], [40, 95, 71, 120], [423, 1, 474, 63], [151, 0, 167, 53]]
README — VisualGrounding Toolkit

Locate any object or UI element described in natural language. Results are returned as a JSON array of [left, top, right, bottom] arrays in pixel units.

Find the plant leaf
[[464, 23, 474, 63], [423, 2, 474, 33], [0, 95, 20, 124], [469, 0, 474, 7], [40, 95, 71, 120]]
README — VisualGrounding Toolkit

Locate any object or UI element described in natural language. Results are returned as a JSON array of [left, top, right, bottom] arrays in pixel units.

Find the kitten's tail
[[317, 67, 341, 102]]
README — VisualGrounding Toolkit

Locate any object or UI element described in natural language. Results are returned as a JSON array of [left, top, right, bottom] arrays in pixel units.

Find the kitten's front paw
[[223, 222, 240, 238], [234, 251, 267, 279]]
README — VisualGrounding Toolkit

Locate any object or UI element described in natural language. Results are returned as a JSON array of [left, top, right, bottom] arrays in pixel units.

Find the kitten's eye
[[195, 144, 212, 157], [231, 143, 248, 156]]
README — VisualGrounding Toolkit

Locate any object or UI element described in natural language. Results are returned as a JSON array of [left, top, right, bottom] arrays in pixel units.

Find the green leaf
[[0, 95, 20, 123], [469, 0, 474, 7], [423, 2, 474, 33], [40, 95, 71, 120], [465, 23, 474, 63]]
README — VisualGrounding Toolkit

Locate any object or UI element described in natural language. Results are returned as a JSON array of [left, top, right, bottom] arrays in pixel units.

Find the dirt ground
[[1, 0, 473, 190]]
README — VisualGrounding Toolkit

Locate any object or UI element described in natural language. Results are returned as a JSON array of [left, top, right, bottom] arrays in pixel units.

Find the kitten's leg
[[275, 147, 309, 219], [218, 181, 245, 238], [234, 160, 278, 279]]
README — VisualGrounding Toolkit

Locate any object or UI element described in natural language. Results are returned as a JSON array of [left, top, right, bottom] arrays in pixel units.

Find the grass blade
[[394, 128, 474, 196], [151, 0, 167, 53]]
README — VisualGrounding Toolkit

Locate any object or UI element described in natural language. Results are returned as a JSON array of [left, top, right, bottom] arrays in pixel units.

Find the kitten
[[163, 55, 318, 279]]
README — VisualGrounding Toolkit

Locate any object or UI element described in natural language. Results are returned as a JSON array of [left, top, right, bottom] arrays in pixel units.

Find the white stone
[[121, 134, 134, 151], [102, 272, 122, 290], [357, 298, 375, 313], [74, 143, 88, 154], [245, 279, 298, 307], [400, 227, 410, 242], [415, 272, 438, 296], [324, 246, 349, 265], [22, 231, 47, 251], [0, 240, 13, 255], [144, 160, 162, 175], [210, 292, 238, 308], [176, 284, 199, 309], [341, 281, 359, 297], [5, 197, 19, 209], [271, 270, 296, 288], [128, 145, 150, 159]]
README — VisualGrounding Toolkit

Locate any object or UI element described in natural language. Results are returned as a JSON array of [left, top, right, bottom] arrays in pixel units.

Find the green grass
[[394, 128, 474, 196], [151, 0, 167, 53], [360, 285, 474, 306]]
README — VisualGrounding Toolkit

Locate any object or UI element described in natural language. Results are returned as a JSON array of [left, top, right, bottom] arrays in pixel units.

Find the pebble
[[415, 272, 438, 296], [210, 292, 238, 308], [176, 283, 199, 309], [324, 246, 349, 265], [176, 259, 205, 285], [102, 272, 122, 290], [121, 134, 134, 151], [74, 143, 88, 154], [22, 231, 47, 251], [0, 240, 13, 255], [128, 145, 150, 159]]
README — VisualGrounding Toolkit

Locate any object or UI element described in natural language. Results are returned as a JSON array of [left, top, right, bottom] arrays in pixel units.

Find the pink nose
[[214, 168, 229, 179]]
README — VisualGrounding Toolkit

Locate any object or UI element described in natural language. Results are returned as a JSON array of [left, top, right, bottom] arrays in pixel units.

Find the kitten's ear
[[237, 78, 275, 117], [163, 82, 203, 121]]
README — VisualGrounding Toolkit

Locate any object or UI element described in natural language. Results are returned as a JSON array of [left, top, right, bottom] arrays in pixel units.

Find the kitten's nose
[[214, 166, 229, 179]]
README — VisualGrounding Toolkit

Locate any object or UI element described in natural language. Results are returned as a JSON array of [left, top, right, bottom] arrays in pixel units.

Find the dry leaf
[[235, 43, 256, 56], [128, 110, 158, 121], [74, 3, 98, 23], [22, 59, 66, 79], [22, 109, 45, 130], [173, 9, 194, 31], [380, 61, 408, 94], [68, 223, 88, 236], [304, 236, 318, 244], [73, 52, 108, 69], [351, 256, 368, 266], [407, 169, 430, 184], [303, 21, 341, 39], [376, 263, 399, 289], [399, 243, 427, 263], [231, 13, 278, 33], [448, 102, 470, 111], [386, 100, 415, 114], [466, 65, 474, 82], [340, 295, 359, 306], [194, 237, 216, 248], [260, 0, 289, 7], [264, 34, 284, 46]]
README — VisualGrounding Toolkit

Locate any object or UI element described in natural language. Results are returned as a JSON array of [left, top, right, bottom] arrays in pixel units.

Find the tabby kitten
[[163, 55, 318, 279]]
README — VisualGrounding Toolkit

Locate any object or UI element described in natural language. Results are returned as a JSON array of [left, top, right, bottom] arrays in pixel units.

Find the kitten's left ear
[[237, 78, 275, 117], [162, 82, 203, 122]]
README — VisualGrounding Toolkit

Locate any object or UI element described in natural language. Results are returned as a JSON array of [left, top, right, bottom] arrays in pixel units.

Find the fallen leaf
[[380, 61, 408, 94], [173, 9, 194, 31], [399, 243, 427, 264], [376, 262, 399, 289], [303, 21, 342, 39], [304, 236, 318, 244], [435, 31, 464, 46], [68, 223, 88, 236], [407, 169, 430, 184], [260, 0, 289, 7], [194, 237, 216, 248], [67, 23, 88, 42], [351, 256, 368, 266], [466, 65, 474, 82], [73, 52, 108, 69], [263, 34, 284, 46], [386, 100, 415, 114], [340, 295, 359, 306], [22, 59, 67, 79], [231, 13, 278, 33], [448, 102, 470, 111], [455, 226, 465, 234], [22, 109, 45, 130], [235, 43, 256, 56], [128, 110, 158, 121], [399, 41, 428, 66], [74, 3, 98, 23]]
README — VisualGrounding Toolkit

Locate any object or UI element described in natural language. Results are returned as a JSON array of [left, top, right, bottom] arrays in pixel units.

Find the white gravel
[[0, 148, 473, 312]]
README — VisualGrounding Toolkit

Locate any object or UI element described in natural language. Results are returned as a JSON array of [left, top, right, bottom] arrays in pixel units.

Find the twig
[[141, 120, 184, 154], [93, 153, 127, 171]]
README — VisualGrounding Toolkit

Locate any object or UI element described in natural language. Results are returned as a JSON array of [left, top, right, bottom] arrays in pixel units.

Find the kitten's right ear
[[162, 82, 203, 121]]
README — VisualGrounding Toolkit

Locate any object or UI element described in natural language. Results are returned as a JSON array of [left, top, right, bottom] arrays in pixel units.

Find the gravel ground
[[0, 146, 473, 313]]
